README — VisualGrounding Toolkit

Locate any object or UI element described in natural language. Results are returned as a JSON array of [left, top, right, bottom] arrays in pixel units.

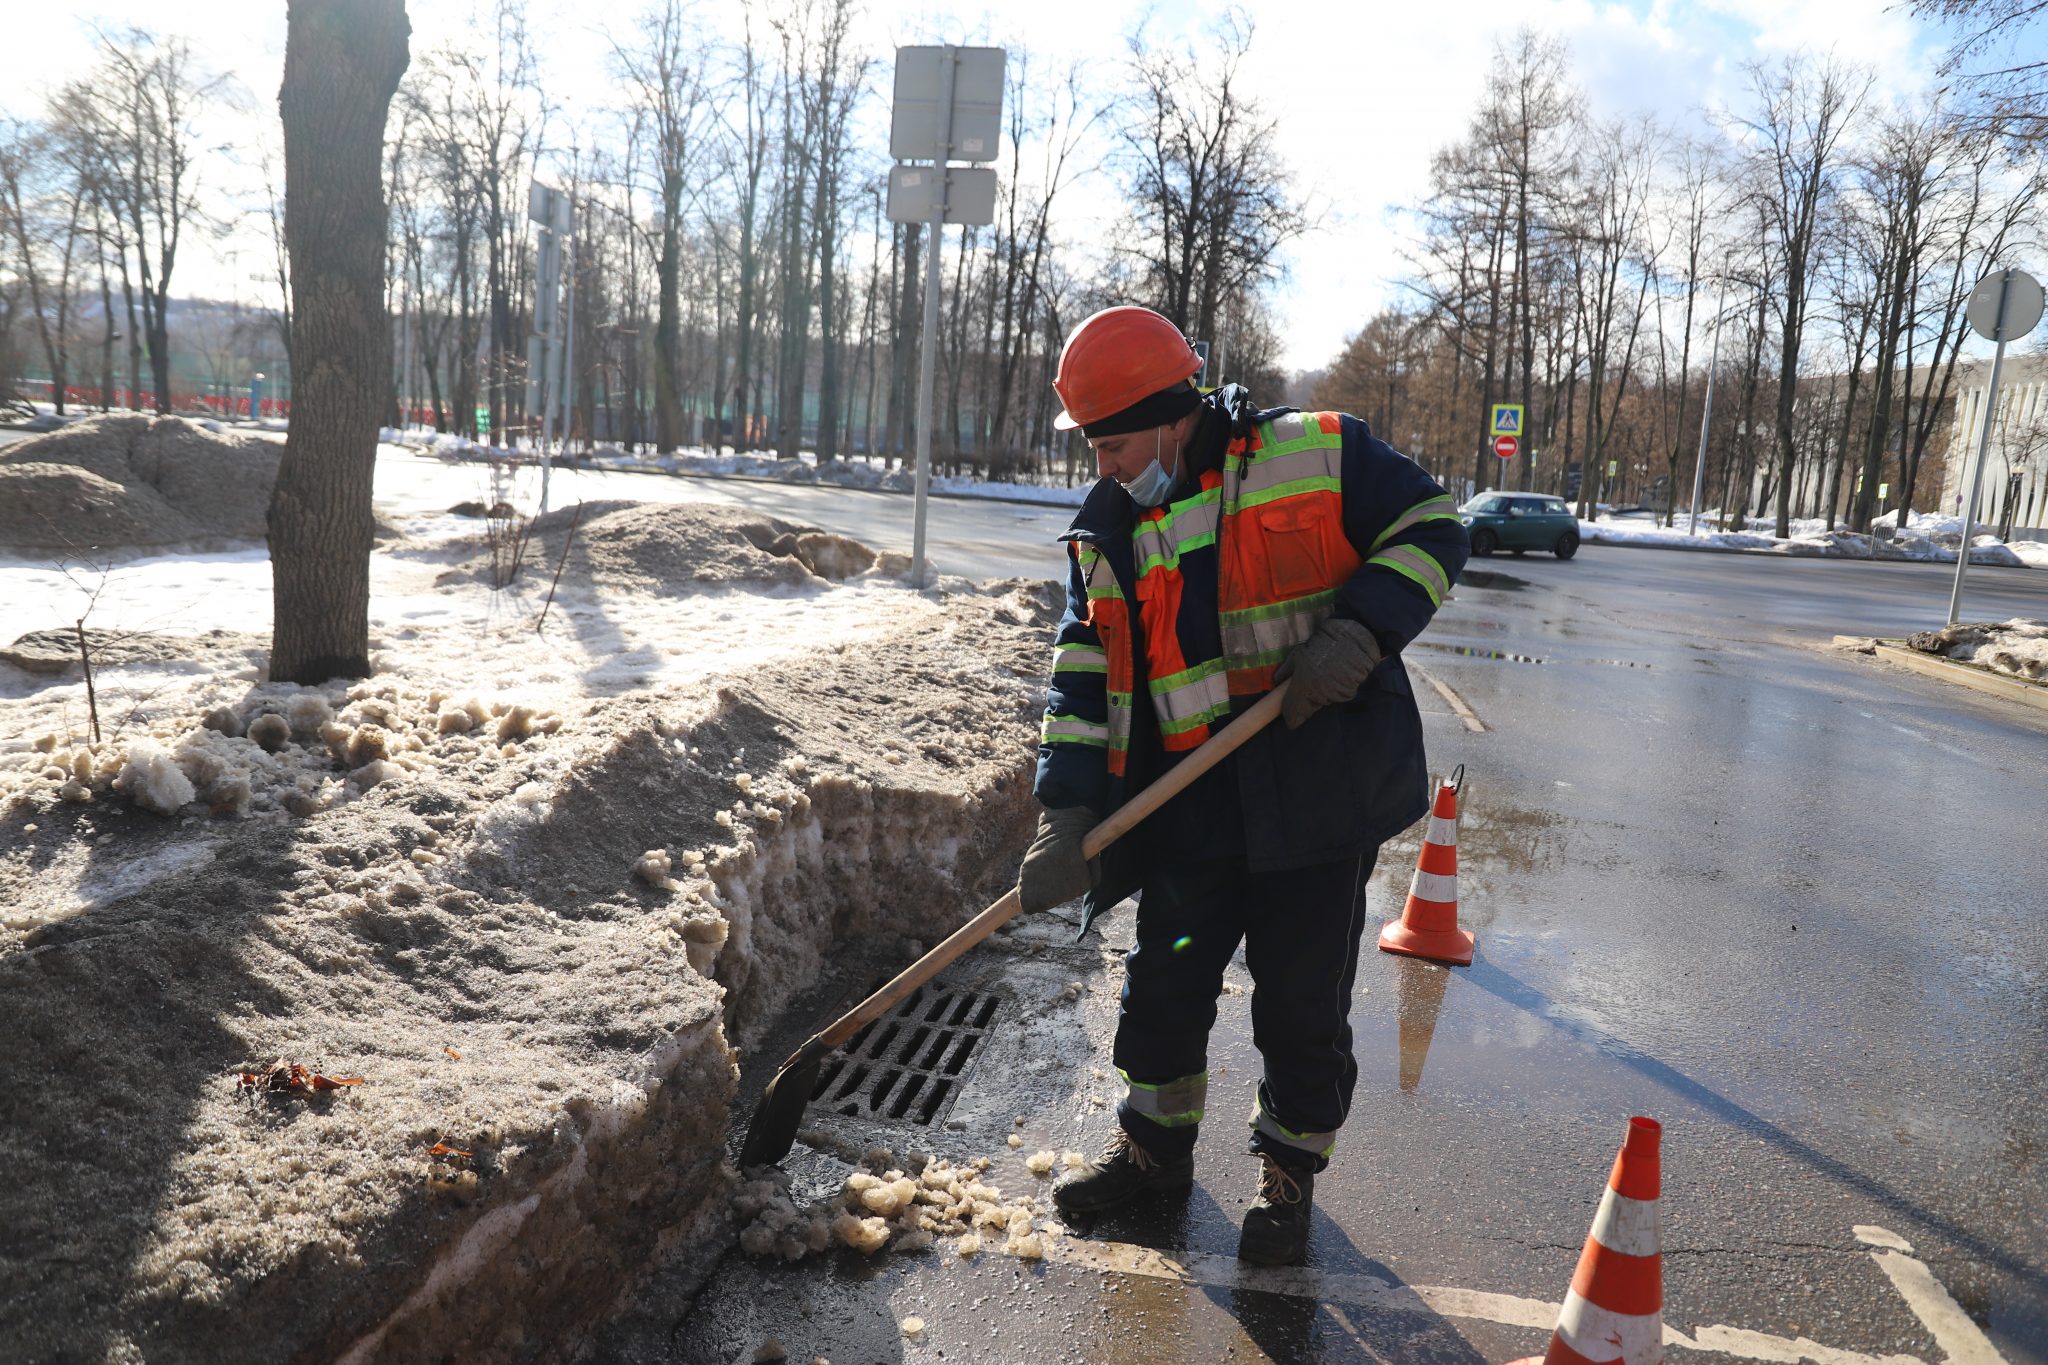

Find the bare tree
[[1117, 10, 1307, 350], [93, 29, 226, 413], [1740, 54, 1865, 538], [0, 120, 91, 413], [612, 0, 712, 453]]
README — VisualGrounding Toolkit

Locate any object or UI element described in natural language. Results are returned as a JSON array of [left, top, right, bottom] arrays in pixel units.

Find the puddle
[[1415, 642, 1549, 664], [1412, 641, 1651, 669]]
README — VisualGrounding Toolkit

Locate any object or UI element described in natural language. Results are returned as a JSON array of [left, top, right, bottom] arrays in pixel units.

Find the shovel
[[738, 682, 1289, 1169]]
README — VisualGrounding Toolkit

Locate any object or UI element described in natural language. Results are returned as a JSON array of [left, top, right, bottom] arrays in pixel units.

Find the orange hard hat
[[1052, 306, 1202, 431]]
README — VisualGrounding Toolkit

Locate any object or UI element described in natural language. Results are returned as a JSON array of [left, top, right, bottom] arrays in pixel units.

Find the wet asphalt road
[[595, 539, 2045, 1365]]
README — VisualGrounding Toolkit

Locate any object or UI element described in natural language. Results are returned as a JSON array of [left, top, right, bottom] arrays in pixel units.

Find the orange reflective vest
[[1072, 410, 1386, 773]]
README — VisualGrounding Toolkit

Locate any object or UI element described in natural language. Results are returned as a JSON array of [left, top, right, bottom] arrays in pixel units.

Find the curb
[[1857, 639, 2048, 713]]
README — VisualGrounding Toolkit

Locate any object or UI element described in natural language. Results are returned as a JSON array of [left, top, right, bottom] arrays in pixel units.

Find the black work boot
[[1051, 1128, 1195, 1218], [1237, 1155, 1314, 1265]]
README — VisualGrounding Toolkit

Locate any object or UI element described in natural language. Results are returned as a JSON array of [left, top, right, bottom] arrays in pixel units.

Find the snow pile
[[0, 413, 282, 551], [733, 1151, 1054, 1264], [1575, 509, 2036, 566], [0, 673, 570, 842], [1904, 617, 2048, 682], [0, 503, 1057, 1363], [438, 500, 884, 596]]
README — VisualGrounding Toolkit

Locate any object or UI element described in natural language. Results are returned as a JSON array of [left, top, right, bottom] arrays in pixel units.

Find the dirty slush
[[0, 416, 1057, 1362]]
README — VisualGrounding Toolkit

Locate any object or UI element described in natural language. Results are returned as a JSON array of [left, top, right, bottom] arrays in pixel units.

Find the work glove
[[1017, 805, 1099, 913], [1274, 617, 1383, 729]]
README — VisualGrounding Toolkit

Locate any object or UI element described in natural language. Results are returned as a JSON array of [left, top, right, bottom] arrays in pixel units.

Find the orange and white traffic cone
[[1378, 766, 1474, 966], [1507, 1116, 1665, 1365]]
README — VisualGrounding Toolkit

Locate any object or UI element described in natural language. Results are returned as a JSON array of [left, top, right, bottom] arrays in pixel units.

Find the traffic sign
[[890, 46, 1005, 163], [886, 164, 996, 226], [1490, 404, 1523, 437], [1493, 435, 1519, 460], [1965, 268, 2043, 342], [1607, 459, 1618, 476]]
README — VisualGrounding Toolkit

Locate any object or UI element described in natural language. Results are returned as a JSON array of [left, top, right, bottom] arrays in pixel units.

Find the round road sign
[[1493, 434, 1519, 460], [1965, 269, 2044, 342]]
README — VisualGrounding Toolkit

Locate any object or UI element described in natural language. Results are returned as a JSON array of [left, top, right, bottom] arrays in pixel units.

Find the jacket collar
[[1059, 389, 1240, 545]]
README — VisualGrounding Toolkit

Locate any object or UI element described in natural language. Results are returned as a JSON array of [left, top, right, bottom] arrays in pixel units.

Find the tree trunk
[[654, 171, 684, 452], [268, 0, 410, 685]]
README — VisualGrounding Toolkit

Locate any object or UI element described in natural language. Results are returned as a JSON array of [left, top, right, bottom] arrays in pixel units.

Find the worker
[[1017, 305, 1468, 1266]]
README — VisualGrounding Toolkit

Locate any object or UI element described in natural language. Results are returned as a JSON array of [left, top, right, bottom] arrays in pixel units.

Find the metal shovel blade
[[737, 1040, 824, 1170]]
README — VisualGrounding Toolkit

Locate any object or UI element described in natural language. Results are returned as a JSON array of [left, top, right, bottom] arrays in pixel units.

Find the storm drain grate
[[809, 983, 1003, 1127]]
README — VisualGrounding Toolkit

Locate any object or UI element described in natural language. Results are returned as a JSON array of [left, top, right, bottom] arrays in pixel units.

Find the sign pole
[[1689, 308, 1722, 535], [553, 213, 577, 496], [909, 46, 956, 591], [1948, 270, 2014, 625]]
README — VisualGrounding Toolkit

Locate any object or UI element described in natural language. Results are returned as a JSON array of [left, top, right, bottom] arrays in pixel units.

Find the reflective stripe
[[1370, 494, 1461, 553], [1041, 714, 1108, 747], [1053, 643, 1107, 674], [1132, 490, 1221, 574], [1250, 1097, 1337, 1157], [1553, 1288, 1664, 1363], [1408, 868, 1458, 903], [1149, 660, 1233, 734], [1080, 546, 1123, 600], [1370, 544, 1451, 607], [1105, 690, 1133, 765], [1426, 814, 1458, 847], [1219, 593, 1332, 669], [1588, 1186, 1660, 1258], [1119, 1068, 1207, 1127], [1246, 413, 1343, 464]]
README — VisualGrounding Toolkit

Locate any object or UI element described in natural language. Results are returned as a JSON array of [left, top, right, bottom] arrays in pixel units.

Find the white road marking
[[1858, 1225, 2009, 1365], [1410, 662, 1488, 733], [1035, 1234, 1922, 1364], [1854, 1226, 1915, 1253]]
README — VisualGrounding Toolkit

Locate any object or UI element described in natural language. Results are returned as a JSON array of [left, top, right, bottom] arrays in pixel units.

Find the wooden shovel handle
[[816, 682, 1288, 1049]]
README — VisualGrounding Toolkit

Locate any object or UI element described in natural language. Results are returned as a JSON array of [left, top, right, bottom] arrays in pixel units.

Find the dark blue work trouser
[[1111, 850, 1377, 1175]]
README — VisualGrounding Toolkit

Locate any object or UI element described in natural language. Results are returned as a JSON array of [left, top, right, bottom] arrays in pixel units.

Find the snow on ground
[[0, 488, 1058, 1362], [1576, 507, 2040, 567], [384, 427, 1093, 508]]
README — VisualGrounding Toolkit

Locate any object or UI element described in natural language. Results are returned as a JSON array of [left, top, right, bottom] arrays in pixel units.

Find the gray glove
[[1018, 806, 1098, 912], [1274, 617, 1383, 729]]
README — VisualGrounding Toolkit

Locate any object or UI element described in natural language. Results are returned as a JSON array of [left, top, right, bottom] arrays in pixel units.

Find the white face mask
[[1119, 426, 1180, 507]]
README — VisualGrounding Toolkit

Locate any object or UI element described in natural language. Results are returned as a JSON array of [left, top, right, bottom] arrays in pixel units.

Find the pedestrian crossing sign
[[1490, 404, 1523, 437]]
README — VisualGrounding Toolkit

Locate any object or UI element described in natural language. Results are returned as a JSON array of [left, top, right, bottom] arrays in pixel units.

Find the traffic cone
[[1507, 1116, 1665, 1365], [1378, 766, 1474, 966]]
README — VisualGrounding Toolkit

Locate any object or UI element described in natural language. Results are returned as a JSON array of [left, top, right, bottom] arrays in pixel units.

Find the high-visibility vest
[[1074, 410, 1366, 773]]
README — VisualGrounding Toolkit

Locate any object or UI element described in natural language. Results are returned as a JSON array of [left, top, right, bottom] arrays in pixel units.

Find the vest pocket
[[1250, 499, 1338, 600]]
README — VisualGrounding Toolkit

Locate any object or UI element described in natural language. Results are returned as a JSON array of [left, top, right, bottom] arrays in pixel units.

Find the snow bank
[[0, 505, 1057, 1363], [1904, 618, 2048, 682], [0, 414, 282, 551], [1575, 508, 2035, 566]]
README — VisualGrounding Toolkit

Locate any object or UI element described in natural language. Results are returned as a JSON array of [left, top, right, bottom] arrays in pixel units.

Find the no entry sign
[[1493, 434, 1519, 460]]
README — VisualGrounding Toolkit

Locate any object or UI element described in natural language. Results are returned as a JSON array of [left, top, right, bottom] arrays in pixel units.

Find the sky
[[0, 0, 1986, 372]]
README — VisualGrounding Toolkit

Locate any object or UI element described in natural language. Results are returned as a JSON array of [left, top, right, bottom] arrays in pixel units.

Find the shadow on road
[[1462, 955, 2044, 1296]]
